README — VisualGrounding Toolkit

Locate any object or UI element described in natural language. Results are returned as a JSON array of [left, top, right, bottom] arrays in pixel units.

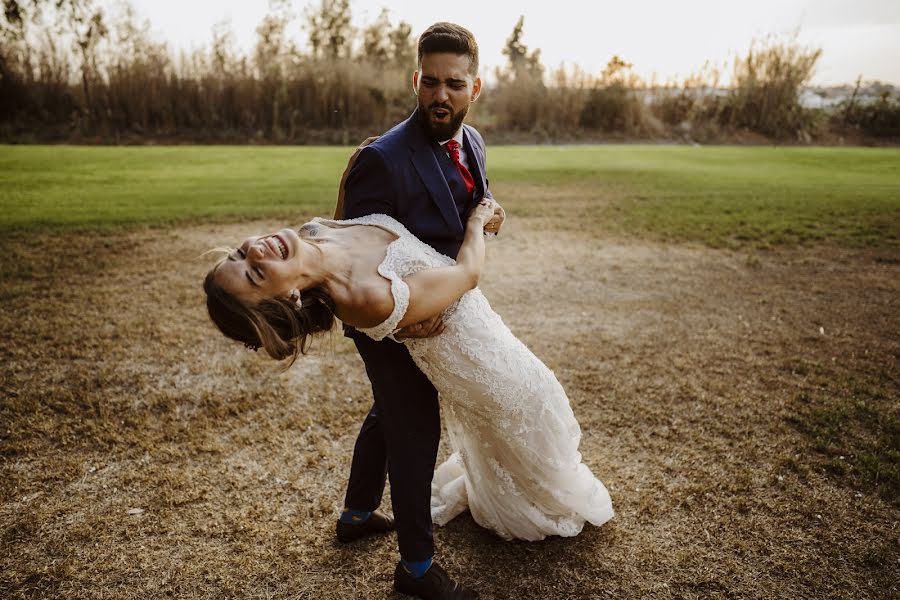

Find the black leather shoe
[[335, 510, 395, 543], [393, 561, 478, 599]]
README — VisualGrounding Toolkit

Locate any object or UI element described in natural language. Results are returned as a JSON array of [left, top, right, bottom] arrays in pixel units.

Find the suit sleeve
[[342, 146, 397, 220]]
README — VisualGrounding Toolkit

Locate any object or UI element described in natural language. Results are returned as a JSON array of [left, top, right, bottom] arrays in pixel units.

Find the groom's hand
[[394, 314, 445, 339]]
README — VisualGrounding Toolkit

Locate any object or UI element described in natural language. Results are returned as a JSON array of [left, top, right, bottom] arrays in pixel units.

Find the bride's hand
[[484, 199, 505, 235], [468, 198, 501, 229]]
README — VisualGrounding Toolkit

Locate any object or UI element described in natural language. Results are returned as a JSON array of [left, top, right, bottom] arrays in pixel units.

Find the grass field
[[1, 145, 898, 599], [2, 145, 898, 247]]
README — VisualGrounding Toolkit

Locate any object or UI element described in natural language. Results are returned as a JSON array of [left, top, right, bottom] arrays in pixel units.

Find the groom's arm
[[342, 145, 397, 220], [334, 137, 379, 219]]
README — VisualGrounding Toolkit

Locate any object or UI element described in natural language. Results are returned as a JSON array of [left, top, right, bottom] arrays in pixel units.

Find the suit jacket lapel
[[462, 127, 487, 200], [407, 109, 464, 234]]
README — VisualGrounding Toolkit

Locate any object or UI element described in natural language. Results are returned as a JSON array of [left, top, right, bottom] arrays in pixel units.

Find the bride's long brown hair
[[203, 262, 336, 365]]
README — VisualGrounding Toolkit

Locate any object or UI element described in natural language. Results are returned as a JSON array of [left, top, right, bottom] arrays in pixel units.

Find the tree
[[254, 0, 295, 78], [360, 8, 390, 66], [254, 0, 296, 139], [2, 0, 27, 42], [501, 16, 542, 81], [0, 0, 106, 120], [599, 55, 632, 85], [359, 9, 413, 70], [306, 0, 352, 60], [0, 0, 30, 116], [68, 1, 107, 114], [388, 19, 413, 70]]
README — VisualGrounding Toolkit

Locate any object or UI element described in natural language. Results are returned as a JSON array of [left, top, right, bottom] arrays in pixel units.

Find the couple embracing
[[204, 22, 613, 600]]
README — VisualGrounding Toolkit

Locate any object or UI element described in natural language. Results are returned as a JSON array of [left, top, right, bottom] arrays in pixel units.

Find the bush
[[838, 93, 900, 139], [651, 90, 696, 127], [718, 36, 822, 139], [577, 56, 660, 136], [2, 5, 895, 143]]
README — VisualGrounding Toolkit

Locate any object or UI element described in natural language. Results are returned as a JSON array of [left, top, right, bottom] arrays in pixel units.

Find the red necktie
[[445, 139, 475, 195]]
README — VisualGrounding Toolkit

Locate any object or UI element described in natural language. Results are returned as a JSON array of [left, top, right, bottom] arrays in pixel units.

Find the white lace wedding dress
[[314, 214, 614, 541]]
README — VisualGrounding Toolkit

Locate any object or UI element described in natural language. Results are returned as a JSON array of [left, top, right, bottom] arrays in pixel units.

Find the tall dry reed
[[2, 3, 894, 143]]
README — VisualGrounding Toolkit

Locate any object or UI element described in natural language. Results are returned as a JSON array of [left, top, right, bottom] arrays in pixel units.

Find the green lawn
[[0, 146, 350, 229], [1, 145, 898, 247]]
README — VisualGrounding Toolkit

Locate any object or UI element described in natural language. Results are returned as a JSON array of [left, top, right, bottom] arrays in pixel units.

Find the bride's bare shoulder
[[334, 279, 394, 329]]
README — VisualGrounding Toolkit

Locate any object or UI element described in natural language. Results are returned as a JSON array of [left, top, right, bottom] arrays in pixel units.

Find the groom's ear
[[412, 70, 419, 95], [471, 76, 482, 102]]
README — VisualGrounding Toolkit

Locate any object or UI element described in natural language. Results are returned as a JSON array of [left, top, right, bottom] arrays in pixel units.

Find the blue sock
[[401, 556, 433, 579], [339, 508, 372, 524]]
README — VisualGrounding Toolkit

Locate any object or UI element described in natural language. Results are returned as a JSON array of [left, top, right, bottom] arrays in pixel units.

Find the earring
[[289, 289, 303, 309]]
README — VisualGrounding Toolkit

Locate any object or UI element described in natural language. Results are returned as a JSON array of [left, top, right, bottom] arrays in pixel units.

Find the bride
[[203, 198, 613, 541]]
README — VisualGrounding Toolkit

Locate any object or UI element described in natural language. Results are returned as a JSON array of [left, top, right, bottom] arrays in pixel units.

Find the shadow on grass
[[785, 362, 899, 506]]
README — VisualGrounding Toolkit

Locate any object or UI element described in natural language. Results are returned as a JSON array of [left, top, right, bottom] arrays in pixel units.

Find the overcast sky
[[109, 0, 900, 85]]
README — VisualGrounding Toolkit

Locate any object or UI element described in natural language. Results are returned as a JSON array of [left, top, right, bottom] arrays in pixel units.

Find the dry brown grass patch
[[2, 219, 898, 598]]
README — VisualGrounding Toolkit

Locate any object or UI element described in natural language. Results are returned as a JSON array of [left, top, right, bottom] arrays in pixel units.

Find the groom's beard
[[418, 100, 468, 142]]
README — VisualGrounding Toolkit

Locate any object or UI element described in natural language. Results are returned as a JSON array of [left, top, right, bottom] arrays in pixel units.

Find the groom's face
[[414, 52, 481, 142]]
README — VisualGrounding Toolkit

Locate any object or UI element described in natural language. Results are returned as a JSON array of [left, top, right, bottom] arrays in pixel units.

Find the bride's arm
[[396, 199, 500, 329]]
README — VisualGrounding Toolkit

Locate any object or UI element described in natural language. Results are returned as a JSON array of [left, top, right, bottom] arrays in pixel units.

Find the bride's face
[[213, 228, 303, 305]]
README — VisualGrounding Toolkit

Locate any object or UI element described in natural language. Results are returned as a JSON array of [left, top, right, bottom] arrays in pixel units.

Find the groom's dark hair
[[417, 22, 479, 76]]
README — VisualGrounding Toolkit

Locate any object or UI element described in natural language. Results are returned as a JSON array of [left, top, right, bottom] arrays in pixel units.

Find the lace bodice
[[311, 214, 454, 341]]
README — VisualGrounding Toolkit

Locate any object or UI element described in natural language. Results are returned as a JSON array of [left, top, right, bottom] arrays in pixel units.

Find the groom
[[334, 22, 503, 600]]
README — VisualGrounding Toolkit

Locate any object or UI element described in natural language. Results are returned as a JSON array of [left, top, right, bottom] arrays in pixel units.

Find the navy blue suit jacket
[[342, 108, 492, 259]]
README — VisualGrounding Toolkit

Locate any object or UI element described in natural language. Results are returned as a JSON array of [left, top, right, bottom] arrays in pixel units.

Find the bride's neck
[[297, 226, 354, 295]]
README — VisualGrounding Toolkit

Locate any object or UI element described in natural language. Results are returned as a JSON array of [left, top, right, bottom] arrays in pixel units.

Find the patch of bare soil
[[1, 218, 898, 599]]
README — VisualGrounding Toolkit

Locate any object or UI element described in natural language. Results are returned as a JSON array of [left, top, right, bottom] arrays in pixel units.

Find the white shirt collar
[[439, 126, 464, 147]]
